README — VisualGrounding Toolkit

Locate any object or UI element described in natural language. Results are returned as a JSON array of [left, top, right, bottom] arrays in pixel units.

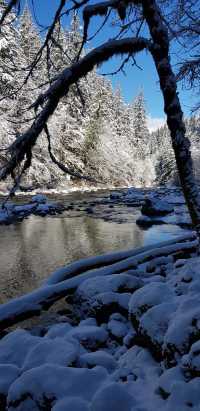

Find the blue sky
[[23, 0, 197, 130]]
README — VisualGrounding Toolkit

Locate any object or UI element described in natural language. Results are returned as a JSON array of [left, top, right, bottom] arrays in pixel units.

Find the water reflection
[[0, 214, 145, 303], [0, 203, 188, 304]]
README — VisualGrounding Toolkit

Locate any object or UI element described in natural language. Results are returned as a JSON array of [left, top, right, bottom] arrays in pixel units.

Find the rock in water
[[141, 198, 174, 216]]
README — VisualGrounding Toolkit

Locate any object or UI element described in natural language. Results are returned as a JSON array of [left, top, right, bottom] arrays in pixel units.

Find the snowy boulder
[[31, 194, 47, 204], [129, 282, 175, 330], [168, 257, 200, 296], [163, 296, 200, 367], [89, 292, 131, 322], [66, 325, 108, 350], [155, 366, 185, 400], [0, 329, 41, 367], [141, 198, 173, 216], [163, 379, 200, 411], [45, 323, 73, 339], [118, 345, 157, 380], [77, 274, 143, 300], [138, 302, 178, 360], [181, 340, 200, 378], [79, 351, 117, 372], [0, 365, 20, 410], [7, 365, 108, 411], [22, 337, 79, 371], [90, 382, 136, 411], [107, 318, 129, 340], [75, 274, 142, 321]]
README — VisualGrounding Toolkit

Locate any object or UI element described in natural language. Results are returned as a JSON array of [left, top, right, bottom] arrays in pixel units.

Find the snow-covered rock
[[67, 325, 108, 350], [31, 194, 47, 204], [182, 340, 200, 377], [7, 365, 108, 410], [22, 337, 79, 371], [77, 274, 143, 300], [141, 198, 174, 216], [79, 351, 117, 371], [163, 296, 200, 366], [139, 302, 178, 359], [90, 382, 136, 411], [129, 282, 175, 329], [0, 329, 41, 367]]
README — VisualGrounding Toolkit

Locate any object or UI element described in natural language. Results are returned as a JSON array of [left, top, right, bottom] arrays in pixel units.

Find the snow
[[90, 382, 136, 411], [0, 365, 20, 396], [139, 302, 178, 346], [77, 273, 143, 299], [129, 282, 175, 325], [22, 337, 79, 371], [79, 351, 117, 371], [52, 397, 90, 411], [67, 325, 108, 349], [182, 340, 200, 376], [0, 329, 41, 367], [107, 318, 129, 338], [45, 323, 73, 339], [7, 365, 109, 410], [31, 194, 47, 204], [0, 197, 64, 225], [1, 235, 200, 410]]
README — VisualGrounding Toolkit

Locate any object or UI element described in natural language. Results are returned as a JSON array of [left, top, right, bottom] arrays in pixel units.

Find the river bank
[[0, 232, 199, 411]]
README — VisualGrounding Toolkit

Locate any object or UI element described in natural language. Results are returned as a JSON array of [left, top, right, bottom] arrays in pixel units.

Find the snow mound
[[90, 382, 136, 411], [79, 351, 117, 371], [0, 329, 41, 367], [22, 337, 79, 371], [45, 323, 73, 339], [129, 282, 174, 329], [67, 325, 108, 349], [77, 274, 143, 299], [7, 365, 108, 410]]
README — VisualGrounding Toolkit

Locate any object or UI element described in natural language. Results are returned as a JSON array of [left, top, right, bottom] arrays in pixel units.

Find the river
[[0, 189, 188, 304]]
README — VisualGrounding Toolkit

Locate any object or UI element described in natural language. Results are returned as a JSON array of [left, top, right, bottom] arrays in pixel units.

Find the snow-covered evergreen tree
[[0, 6, 157, 189], [131, 91, 150, 159]]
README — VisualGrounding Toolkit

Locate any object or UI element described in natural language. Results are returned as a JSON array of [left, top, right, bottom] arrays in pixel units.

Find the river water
[[0, 189, 188, 304]]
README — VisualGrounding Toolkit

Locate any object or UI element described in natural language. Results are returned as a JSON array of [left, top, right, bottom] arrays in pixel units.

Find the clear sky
[[24, 0, 197, 130]]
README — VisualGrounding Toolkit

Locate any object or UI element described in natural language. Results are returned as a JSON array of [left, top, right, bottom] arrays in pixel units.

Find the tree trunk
[[142, 0, 200, 237]]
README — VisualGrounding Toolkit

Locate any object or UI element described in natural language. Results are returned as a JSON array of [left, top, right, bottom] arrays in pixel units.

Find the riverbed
[[0, 188, 189, 304]]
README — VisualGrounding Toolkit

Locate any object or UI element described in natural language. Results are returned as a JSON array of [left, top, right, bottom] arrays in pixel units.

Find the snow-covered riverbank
[[0, 232, 199, 411]]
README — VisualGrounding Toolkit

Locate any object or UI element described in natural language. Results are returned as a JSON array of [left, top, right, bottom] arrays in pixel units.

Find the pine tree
[[18, 5, 41, 66], [131, 91, 150, 159]]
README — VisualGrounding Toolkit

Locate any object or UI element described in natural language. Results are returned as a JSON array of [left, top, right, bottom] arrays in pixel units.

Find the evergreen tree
[[132, 91, 150, 158], [18, 5, 41, 66]]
